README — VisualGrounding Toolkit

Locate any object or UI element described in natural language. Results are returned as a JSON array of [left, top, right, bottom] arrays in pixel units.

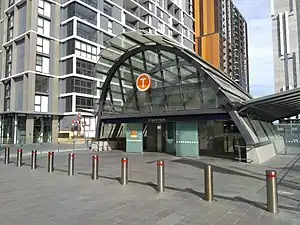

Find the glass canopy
[[93, 31, 282, 147], [94, 31, 252, 117]]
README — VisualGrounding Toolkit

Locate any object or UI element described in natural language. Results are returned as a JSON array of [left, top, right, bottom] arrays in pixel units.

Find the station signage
[[148, 118, 166, 123], [136, 73, 152, 92]]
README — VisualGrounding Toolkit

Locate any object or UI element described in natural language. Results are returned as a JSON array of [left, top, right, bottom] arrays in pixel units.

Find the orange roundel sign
[[136, 73, 152, 92]]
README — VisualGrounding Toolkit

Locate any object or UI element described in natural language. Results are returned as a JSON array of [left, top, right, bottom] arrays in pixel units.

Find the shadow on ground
[[3, 157, 300, 213], [172, 158, 300, 191]]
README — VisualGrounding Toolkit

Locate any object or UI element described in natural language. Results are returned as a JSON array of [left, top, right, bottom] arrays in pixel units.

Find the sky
[[234, 0, 275, 98]]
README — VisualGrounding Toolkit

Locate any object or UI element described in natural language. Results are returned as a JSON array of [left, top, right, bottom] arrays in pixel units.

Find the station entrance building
[[93, 31, 287, 164]]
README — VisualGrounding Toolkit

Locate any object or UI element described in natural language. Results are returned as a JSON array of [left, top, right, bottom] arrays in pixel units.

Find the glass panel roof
[[95, 30, 253, 116]]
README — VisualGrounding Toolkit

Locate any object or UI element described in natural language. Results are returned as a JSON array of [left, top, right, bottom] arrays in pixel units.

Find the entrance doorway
[[144, 123, 167, 153]]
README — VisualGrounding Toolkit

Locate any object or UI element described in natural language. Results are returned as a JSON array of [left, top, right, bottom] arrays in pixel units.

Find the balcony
[[67, 3, 97, 26], [79, 0, 97, 8], [77, 22, 97, 42]]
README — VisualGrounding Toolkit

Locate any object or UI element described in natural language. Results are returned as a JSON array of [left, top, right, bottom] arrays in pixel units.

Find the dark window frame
[[66, 77, 95, 95], [35, 75, 49, 93], [76, 96, 94, 110], [76, 58, 95, 76]]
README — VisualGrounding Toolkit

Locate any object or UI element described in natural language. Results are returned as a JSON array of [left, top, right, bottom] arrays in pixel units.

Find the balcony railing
[[77, 29, 97, 42], [69, 10, 97, 25], [78, 0, 97, 8]]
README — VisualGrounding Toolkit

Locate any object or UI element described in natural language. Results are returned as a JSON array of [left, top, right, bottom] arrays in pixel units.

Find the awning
[[238, 87, 300, 121]]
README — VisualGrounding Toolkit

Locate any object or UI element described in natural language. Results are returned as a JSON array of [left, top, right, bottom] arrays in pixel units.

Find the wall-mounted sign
[[130, 130, 138, 138], [136, 73, 152, 92], [148, 118, 166, 123]]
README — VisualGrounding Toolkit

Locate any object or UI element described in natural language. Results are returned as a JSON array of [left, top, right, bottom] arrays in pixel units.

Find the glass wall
[[241, 116, 281, 144], [101, 49, 228, 116], [198, 120, 244, 156]]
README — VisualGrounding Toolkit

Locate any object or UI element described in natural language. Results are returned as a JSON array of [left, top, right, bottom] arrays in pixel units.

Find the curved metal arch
[[95, 44, 232, 138]]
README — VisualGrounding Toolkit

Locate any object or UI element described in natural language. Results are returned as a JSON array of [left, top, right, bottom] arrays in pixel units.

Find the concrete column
[[25, 72, 35, 112], [51, 115, 59, 143], [26, 114, 34, 144]]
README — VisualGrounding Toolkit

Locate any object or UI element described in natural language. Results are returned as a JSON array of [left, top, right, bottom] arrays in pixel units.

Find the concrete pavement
[[0, 149, 299, 224]]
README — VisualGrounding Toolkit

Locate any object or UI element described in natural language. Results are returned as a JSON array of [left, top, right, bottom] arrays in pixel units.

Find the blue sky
[[234, 0, 274, 97]]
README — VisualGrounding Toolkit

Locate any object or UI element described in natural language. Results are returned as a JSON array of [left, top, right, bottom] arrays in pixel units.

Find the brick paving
[[0, 149, 299, 225]]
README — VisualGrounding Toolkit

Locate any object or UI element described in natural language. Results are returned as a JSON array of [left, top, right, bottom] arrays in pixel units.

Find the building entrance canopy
[[93, 31, 284, 147], [239, 87, 300, 121]]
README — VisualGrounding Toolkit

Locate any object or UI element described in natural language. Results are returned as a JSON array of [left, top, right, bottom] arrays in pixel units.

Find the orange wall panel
[[200, 33, 221, 69], [202, 0, 217, 35]]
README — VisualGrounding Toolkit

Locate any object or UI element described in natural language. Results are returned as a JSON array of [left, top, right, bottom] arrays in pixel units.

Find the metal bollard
[[68, 153, 75, 176], [48, 151, 54, 173], [120, 157, 128, 185], [31, 150, 37, 170], [91, 155, 99, 180], [157, 160, 165, 192], [17, 149, 23, 167], [204, 164, 213, 202], [266, 170, 278, 213], [4, 147, 10, 164]]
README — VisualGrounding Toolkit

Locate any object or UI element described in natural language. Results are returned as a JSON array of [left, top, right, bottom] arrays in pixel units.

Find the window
[[66, 77, 95, 95], [6, 46, 12, 77], [65, 96, 72, 112], [9, 0, 14, 7], [157, 8, 163, 18], [108, 20, 113, 33], [103, 1, 112, 16], [4, 82, 11, 111], [7, 13, 14, 28], [158, 21, 163, 32], [77, 22, 97, 42], [36, 55, 50, 73], [76, 96, 94, 110], [103, 33, 113, 46], [34, 95, 48, 112], [37, 17, 51, 36], [76, 59, 95, 76], [35, 75, 49, 93], [4, 82, 11, 97], [37, 36, 50, 54], [6, 46, 12, 62], [6, 64, 12, 77], [38, 0, 51, 17], [75, 40, 97, 60], [4, 98, 10, 111], [7, 13, 14, 41]]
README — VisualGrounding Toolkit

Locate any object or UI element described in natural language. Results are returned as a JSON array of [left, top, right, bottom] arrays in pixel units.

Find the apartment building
[[0, 0, 195, 144], [271, 0, 299, 93], [194, 0, 249, 91], [270, 0, 300, 123]]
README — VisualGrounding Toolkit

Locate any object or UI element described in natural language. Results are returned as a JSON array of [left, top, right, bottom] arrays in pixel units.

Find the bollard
[[68, 153, 75, 176], [31, 150, 37, 170], [48, 151, 54, 173], [120, 157, 128, 185], [17, 149, 23, 167], [204, 164, 213, 202], [4, 147, 10, 164], [157, 160, 165, 192], [91, 155, 99, 180], [266, 170, 278, 213]]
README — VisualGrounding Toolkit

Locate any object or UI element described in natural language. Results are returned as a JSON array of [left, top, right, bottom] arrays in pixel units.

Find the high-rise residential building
[[0, 0, 195, 144], [194, 0, 249, 91], [271, 0, 299, 93]]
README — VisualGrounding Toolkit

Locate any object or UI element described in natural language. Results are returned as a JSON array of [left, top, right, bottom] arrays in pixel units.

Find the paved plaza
[[0, 148, 300, 225]]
